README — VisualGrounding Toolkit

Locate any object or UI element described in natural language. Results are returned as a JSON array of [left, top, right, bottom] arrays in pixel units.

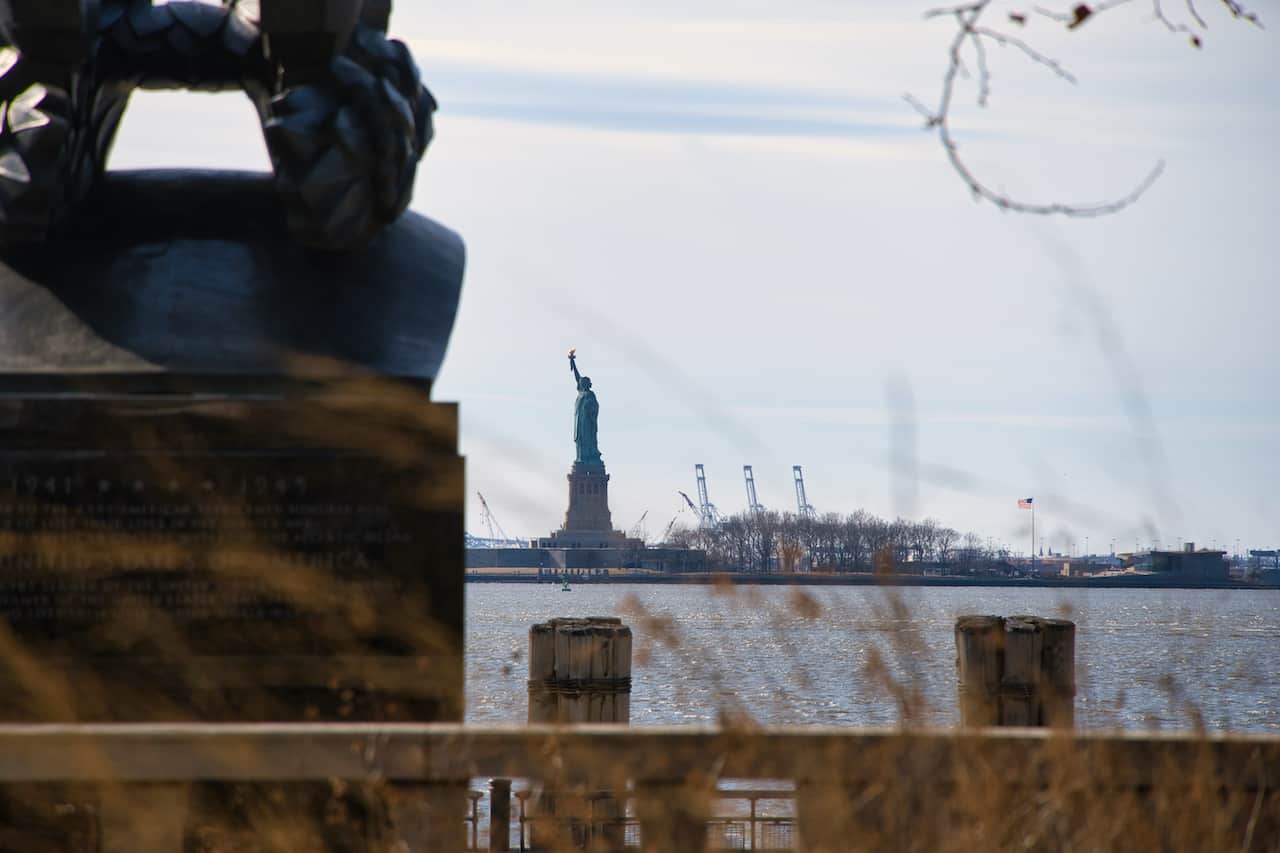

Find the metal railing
[[466, 789, 483, 850], [505, 787, 795, 851]]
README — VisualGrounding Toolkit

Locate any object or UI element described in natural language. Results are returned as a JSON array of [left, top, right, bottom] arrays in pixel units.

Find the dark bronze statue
[[0, 0, 463, 379], [0, 0, 433, 251], [568, 348, 603, 466]]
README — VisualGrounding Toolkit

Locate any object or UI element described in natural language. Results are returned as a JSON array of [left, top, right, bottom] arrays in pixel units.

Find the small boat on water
[[560, 575, 572, 592]]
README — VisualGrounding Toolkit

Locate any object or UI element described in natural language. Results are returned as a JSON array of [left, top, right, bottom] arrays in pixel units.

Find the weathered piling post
[[528, 617, 632, 850], [955, 615, 1077, 727], [1001, 617, 1043, 726], [955, 615, 1004, 726], [488, 779, 512, 853], [528, 622, 560, 723], [528, 617, 632, 723], [1036, 617, 1076, 727]]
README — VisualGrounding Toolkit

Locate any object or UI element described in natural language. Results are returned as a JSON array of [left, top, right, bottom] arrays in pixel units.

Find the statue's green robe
[[574, 387, 602, 465]]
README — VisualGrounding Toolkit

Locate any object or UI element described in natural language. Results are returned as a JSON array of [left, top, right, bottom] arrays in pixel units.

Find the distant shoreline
[[465, 571, 1279, 591]]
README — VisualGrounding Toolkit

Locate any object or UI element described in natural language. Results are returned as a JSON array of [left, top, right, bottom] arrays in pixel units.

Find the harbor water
[[467, 583, 1280, 732]]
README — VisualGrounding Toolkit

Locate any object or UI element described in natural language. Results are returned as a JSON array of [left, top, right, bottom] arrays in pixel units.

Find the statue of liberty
[[568, 349, 603, 466]]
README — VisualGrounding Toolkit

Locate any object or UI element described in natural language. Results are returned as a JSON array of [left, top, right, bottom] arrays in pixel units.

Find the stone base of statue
[[0, 171, 466, 725], [0, 169, 468, 851], [536, 461, 643, 550]]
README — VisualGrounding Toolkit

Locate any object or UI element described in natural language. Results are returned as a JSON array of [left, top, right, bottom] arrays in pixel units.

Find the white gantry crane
[[743, 465, 765, 514], [694, 464, 720, 528], [792, 466, 816, 518]]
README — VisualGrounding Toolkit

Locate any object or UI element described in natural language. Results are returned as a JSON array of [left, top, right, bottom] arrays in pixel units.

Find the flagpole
[[1031, 502, 1036, 560]]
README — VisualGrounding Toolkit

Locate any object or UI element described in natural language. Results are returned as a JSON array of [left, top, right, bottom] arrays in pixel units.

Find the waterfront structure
[[1124, 543, 1229, 581]]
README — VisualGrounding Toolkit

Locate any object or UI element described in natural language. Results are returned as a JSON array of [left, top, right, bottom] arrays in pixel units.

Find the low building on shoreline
[[1121, 543, 1228, 582]]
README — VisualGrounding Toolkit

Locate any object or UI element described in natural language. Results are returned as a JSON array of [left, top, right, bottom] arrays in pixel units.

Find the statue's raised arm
[[569, 349, 583, 385], [567, 349, 602, 465]]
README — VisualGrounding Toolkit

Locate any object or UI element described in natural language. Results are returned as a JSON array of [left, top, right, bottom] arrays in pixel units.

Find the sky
[[113, 0, 1279, 555]]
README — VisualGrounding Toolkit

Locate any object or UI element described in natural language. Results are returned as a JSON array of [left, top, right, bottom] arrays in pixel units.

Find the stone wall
[[466, 547, 707, 572]]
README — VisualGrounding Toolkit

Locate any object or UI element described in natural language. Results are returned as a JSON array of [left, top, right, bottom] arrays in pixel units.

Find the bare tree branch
[[911, 0, 1262, 216], [969, 29, 992, 104], [909, 0, 1160, 216], [972, 25, 1078, 82], [1220, 0, 1263, 26], [1036, 0, 1262, 40], [1185, 0, 1208, 30], [924, 2, 991, 20], [1152, 1, 1203, 44], [1033, 0, 1139, 26]]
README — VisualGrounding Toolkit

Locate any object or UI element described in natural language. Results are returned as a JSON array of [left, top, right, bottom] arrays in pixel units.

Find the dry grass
[[0, 374, 1274, 851]]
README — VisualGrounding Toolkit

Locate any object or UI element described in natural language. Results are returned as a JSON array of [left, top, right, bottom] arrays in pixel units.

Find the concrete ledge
[[0, 723, 1275, 788]]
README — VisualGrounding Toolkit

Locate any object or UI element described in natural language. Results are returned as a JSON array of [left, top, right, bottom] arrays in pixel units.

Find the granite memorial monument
[[0, 1, 465, 848]]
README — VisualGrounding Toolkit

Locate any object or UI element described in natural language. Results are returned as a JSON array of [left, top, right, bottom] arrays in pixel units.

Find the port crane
[[694, 464, 720, 528], [792, 466, 816, 518], [478, 492, 509, 541], [660, 515, 680, 543], [743, 465, 765, 514], [469, 492, 526, 548], [629, 510, 649, 541], [660, 495, 692, 544]]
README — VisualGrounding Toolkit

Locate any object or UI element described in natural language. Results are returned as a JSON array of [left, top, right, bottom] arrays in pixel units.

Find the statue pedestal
[[0, 170, 466, 725], [536, 462, 641, 550], [0, 387, 464, 723], [565, 462, 613, 533]]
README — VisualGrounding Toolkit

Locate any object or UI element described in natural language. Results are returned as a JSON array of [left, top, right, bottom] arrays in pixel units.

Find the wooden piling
[[955, 615, 1003, 727], [956, 615, 1076, 727], [1037, 618, 1076, 727], [1001, 617, 1043, 726], [527, 617, 632, 724], [528, 623, 558, 724], [527, 617, 633, 850]]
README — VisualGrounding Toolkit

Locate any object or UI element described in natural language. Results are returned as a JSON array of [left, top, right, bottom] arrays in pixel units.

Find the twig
[[972, 25, 1078, 82], [969, 29, 992, 104], [1221, 0, 1263, 27], [909, 0, 1162, 216], [1153, 0, 1201, 43], [903, 93, 938, 125], [1033, 0, 1138, 25], [1037, 0, 1261, 38], [924, 2, 991, 19], [1185, 0, 1208, 29]]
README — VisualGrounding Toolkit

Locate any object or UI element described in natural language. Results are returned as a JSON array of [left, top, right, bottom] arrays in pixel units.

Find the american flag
[[1018, 498, 1033, 509]]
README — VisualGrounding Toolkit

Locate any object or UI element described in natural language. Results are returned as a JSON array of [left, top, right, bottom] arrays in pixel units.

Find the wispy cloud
[[415, 51, 914, 138]]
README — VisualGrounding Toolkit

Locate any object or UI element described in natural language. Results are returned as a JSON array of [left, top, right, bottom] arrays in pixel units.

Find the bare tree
[[672, 510, 973, 574]]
